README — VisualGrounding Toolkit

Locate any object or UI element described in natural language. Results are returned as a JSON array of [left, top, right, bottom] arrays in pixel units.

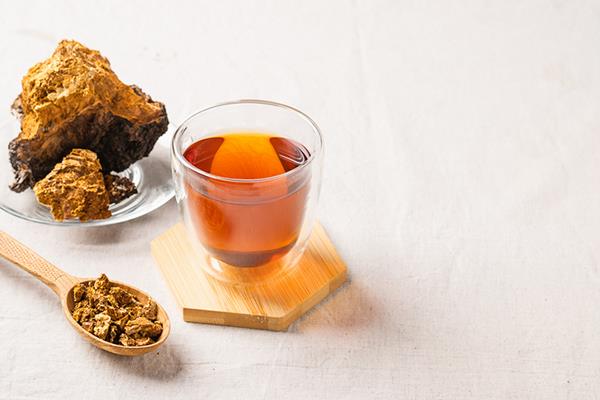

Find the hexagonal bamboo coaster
[[150, 223, 347, 331]]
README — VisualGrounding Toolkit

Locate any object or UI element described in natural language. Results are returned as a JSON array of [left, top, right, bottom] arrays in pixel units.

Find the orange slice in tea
[[209, 134, 286, 179]]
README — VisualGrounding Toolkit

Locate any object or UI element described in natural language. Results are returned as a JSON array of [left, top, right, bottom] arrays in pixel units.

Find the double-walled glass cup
[[172, 100, 323, 283]]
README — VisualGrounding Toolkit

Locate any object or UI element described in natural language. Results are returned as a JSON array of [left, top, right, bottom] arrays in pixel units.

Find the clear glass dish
[[0, 117, 174, 226]]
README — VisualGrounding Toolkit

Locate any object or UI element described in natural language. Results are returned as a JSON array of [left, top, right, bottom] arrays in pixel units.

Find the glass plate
[[0, 117, 174, 226]]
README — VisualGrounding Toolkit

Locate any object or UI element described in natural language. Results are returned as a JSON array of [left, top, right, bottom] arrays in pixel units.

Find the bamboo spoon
[[0, 231, 170, 356]]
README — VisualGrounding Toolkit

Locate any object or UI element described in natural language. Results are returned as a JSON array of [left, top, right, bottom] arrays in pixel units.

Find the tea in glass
[[183, 133, 310, 267], [171, 100, 323, 281]]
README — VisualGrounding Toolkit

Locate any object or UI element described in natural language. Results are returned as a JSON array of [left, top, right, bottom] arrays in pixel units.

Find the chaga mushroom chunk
[[33, 149, 112, 221], [104, 173, 137, 204], [9, 40, 168, 192]]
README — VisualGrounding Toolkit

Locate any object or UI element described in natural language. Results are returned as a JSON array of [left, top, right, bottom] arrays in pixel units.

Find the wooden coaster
[[150, 223, 347, 331]]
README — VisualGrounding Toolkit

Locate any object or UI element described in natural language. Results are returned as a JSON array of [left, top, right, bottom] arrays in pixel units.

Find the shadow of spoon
[[0, 231, 170, 356]]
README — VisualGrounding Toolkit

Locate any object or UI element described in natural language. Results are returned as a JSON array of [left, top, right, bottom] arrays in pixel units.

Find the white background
[[1, 1, 600, 398]]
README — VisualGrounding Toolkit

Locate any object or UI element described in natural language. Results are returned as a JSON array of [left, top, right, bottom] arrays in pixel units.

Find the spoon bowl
[[0, 231, 170, 356], [62, 279, 171, 356]]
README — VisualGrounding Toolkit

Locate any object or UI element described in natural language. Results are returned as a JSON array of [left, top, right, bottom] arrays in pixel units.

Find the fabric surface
[[1, 1, 600, 398]]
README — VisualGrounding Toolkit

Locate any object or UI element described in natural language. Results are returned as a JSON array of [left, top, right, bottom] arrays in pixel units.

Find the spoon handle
[[0, 231, 75, 296]]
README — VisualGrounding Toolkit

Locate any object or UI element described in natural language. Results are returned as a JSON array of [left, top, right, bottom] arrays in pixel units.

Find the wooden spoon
[[0, 231, 170, 356]]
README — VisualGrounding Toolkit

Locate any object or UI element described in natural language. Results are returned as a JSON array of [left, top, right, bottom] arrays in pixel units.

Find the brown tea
[[183, 133, 310, 267]]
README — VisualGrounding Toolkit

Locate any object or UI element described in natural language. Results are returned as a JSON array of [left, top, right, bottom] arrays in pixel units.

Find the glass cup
[[171, 100, 323, 283]]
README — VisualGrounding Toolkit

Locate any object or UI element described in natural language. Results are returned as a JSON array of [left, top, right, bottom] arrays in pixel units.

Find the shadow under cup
[[172, 100, 323, 283]]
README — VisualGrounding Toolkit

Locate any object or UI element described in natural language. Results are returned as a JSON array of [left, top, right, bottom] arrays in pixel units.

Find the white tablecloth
[[2, 1, 600, 398]]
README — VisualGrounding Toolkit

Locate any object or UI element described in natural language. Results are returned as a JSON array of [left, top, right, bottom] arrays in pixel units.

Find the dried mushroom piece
[[94, 273, 110, 293], [109, 286, 134, 306], [33, 149, 111, 221], [8, 40, 168, 192], [104, 173, 137, 204], [124, 317, 163, 338], [73, 284, 86, 302], [71, 274, 162, 346], [107, 324, 120, 343], [142, 301, 158, 320], [93, 313, 112, 340], [119, 334, 137, 347]]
